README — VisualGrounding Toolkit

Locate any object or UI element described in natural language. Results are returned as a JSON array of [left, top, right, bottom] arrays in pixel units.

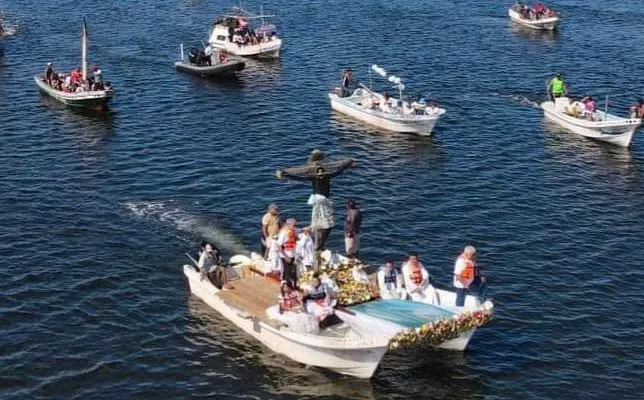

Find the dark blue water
[[1, 0, 643, 399]]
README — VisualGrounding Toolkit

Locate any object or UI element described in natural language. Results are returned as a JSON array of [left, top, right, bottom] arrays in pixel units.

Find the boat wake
[[122, 200, 248, 255], [492, 92, 541, 108]]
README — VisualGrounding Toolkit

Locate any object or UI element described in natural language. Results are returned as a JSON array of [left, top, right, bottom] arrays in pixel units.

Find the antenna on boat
[[81, 18, 88, 81], [180, 43, 184, 61], [604, 95, 609, 119]]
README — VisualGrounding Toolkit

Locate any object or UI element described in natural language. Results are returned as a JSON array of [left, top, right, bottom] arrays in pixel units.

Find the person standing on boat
[[344, 200, 361, 258], [45, 63, 54, 85], [377, 260, 406, 299], [340, 68, 356, 98], [276, 150, 356, 252], [582, 96, 597, 121], [548, 73, 567, 100], [278, 218, 298, 284], [261, 203, 281, 257], [296, 227, 315, 275], [92, 65, 103, 89], [401, 252, 438, 303], [453, 245, 488, 307]]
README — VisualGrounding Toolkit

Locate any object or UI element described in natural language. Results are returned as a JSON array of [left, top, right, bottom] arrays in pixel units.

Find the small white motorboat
[[35, 19, 113, 110], [329, 65, 446, 136], [208, 6, 282, 58], [174, 44, 245, 77], [541, 97, 642, 147], [508, 5, 559, 31]]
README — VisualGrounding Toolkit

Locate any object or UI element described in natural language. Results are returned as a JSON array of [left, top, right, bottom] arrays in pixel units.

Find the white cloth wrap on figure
[[265, 306, 319, 334], [308, 194, 334, 230]]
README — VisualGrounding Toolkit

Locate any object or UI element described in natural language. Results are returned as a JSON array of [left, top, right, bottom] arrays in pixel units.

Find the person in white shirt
[[425, 102, 441, 116], [453, 245, 487, 307], [296, 227, 315, 275], [377, 260, 406, 299], [401, 252, 439, 303], [380, 93, 391, 113], [267, 234, 282, 276]]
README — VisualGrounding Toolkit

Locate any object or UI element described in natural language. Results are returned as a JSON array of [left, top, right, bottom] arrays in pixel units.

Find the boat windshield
[[349, 299, 454, 328]]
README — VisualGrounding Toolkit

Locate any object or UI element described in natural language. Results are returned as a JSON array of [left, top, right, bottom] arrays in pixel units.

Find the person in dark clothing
[[45, 63, 54, 85], [276, 150, 356, 251], [344, 200, 361, 258]]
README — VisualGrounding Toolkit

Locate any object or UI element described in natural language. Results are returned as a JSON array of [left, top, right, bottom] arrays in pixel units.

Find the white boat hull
[[211, 39, 281, 58], [183, 265, 389, 378], [508, 9, 559, 31], [34, 76, 113, 109], [329, 93, 441, 136], [541, 99, 641, 147]]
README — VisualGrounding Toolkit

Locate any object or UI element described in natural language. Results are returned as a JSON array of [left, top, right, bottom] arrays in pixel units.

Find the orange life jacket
[[282, 228, 297, 252], [458, 255, 475, 282], [409, 261, 423, 285]]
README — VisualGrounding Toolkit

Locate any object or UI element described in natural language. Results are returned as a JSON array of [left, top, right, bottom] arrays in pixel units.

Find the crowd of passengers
[[216, 16, 277, 47], [43, 62, 111, 93], [512, 2, 557, 19]]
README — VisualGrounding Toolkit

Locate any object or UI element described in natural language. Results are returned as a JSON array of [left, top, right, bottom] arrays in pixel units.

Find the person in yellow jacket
[[548, 73, 568, 101]]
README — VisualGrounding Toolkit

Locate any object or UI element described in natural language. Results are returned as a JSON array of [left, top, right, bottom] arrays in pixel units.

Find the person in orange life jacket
[[401, 252, 439, 303], [303, 273, 334, 321], [377, 260, 406, 299], [278, 218, 298, 284], [279, 281, 303, 314], [453, 245, 488, 307]]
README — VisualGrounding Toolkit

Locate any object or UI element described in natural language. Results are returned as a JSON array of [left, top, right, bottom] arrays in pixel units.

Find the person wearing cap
[[261, 203, 281, 256], [344, 199, 361, 258], [377, 260, 406, 299], [401, 252, 438, 303], [278, 218, 298, 283], [548, 73, 567, 100], [453, 245, 488, 307], [45, 63, 54, 86]]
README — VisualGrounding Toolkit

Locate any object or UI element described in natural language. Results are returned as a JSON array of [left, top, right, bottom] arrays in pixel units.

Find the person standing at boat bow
[[340, 68, 356, 98], [261, 203, 281, 256], [278, 218, 298, 284], [276, 150, 356, 253], [453, 245, 488, 307], [548, 73, 567, 101]]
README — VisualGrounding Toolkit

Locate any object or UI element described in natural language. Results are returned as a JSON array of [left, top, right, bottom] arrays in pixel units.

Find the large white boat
[[35, 19, 113, 110], [541, 97, 641, 147], [208, 6, 282, 58], [184, 251, 493, 378], [508, 5, 559, 31], [329, 65, 446, 136]]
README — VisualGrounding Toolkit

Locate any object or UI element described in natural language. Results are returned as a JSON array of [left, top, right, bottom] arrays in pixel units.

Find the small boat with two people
[[34, 19, 113, 110], [329, 65, 446, 136], [509, 2, 560, 31], [541, 74, 642, 147], [208, 5, 282, 58], [183, 246, 493, 378], [174, 43, 245, 78]]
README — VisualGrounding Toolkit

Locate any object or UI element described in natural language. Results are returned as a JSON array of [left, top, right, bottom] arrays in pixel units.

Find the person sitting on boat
[[582, 96, 597, 121], [453, 245, 488, 307], [401, 252, 439, 303], [402, 101, 414, 115], [45, 63, 54, 85], [548, 73, 567, 100], [380, 92, 391, 113], [303, 273, 335, 321], [296, 227, 315, 274], [411, 97, 426, 115], [425, 101, 441, 116], [279, 280, 304, 313], [198, 243, 217, 275], [265, 281, 319, 334], [278, 218, 299, 283], [630, 99, 644, 119], [70, 68, 82, 85], [377, 260, 406, 299]]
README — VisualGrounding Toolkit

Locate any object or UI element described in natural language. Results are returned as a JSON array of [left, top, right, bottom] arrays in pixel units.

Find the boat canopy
[[350, 299, 455, 328]]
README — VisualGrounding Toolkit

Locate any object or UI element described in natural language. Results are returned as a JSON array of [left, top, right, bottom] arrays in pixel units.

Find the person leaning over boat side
[[548, 73, 567, 101], [303, 273, 334, 321], [377, 260, 406, 299], [278, 218, 298, 284], [401, 252, 439, 303], [453, 245, 488, 307], [261, 203, 281, 256]]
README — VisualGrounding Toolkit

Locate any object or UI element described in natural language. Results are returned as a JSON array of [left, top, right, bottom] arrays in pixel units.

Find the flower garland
[[298, 257, 376, 307], [389, 309, 493, 350]]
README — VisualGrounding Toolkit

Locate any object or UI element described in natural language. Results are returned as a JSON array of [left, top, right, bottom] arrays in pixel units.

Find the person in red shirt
[[70, 67, 81, 84]]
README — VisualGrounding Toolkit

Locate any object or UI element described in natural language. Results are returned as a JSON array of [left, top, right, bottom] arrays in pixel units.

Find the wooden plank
[[218, 276, 281, 325]]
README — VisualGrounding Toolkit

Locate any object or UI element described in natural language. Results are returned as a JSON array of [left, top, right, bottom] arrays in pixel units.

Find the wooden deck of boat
[[217, 276, 281, 325]]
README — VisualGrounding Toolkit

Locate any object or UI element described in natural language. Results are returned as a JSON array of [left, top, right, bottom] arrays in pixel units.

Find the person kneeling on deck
[[266, 281, 319, 333], [303, 273, 335, 321], [278, 218, 298, 283], [377, 260, 406, 299], [402, 252, 439, 303], [453, 245, 488, 307]]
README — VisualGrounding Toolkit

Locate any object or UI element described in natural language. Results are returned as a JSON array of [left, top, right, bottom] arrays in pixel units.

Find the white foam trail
[[122, 200, 248, 254]]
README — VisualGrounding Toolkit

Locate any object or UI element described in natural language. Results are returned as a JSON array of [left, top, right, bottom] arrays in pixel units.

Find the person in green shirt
[[548, 73, 567, 100]]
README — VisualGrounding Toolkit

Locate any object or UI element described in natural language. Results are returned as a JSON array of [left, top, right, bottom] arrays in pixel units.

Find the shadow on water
[[508, 22, 560, 43], [176, 70, 246, 90], [185, 298, 376, 399]]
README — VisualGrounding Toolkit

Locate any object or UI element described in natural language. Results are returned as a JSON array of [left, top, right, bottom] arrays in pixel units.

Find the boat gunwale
[[34, 75, 114, 100], [329, 93, 444, 123]]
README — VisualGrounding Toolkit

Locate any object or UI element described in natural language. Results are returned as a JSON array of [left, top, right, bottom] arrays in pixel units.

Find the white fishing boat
[[184, 250, 493, 378], [174, 44, 245, 77], [541, 97, 642, 147], [508, 6, 559, 31], [0, 11, 18, 39], [329, 65, 446, 136], [208, 6, 282, 58], [35, 19, 113, 110]]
